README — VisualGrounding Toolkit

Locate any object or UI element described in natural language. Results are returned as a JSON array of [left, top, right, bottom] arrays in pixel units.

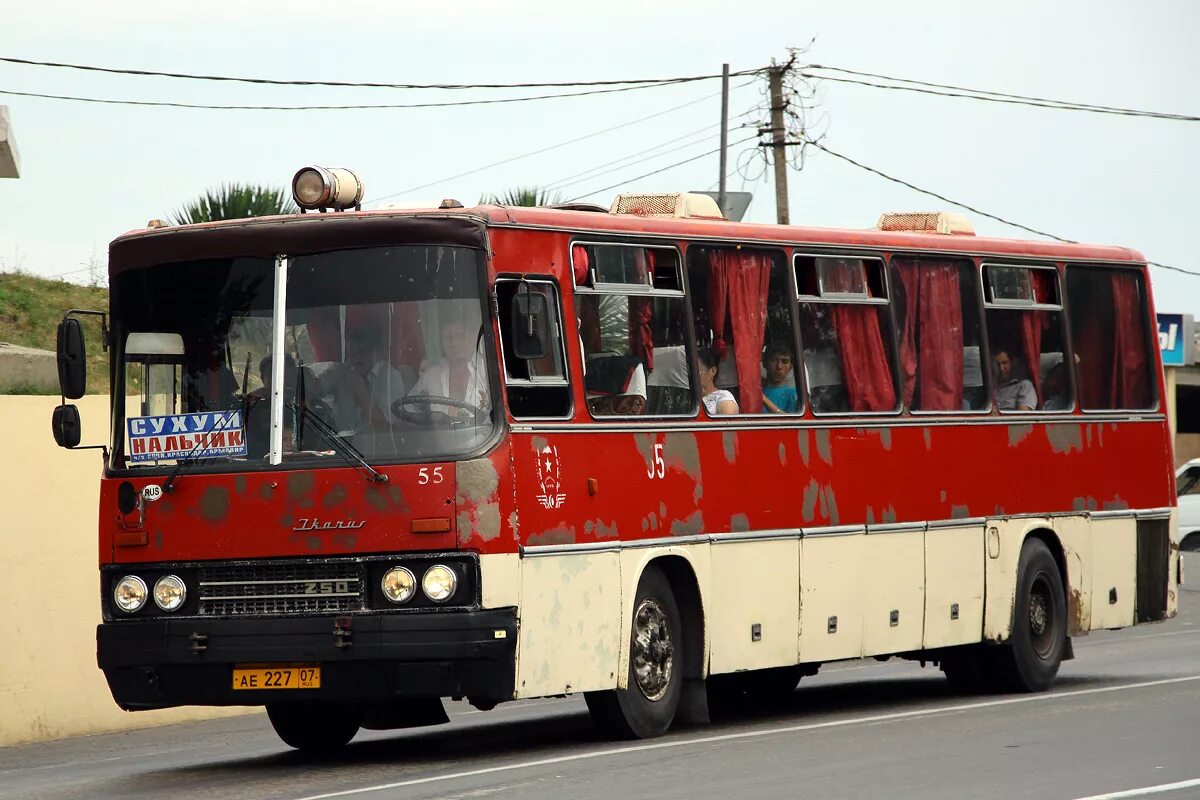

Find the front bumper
[[97, 608, 518, 710]]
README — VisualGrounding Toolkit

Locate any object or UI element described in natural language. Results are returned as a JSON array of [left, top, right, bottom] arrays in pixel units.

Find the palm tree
[[171, 183, 297, 225], [480, 186, 562, 207]]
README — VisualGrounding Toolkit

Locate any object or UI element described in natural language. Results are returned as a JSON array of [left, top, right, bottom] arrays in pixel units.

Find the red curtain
[[628, 250, 655, 371], [1019, 270, 1054, 398], [572, 244, 589, 285], [1109, 271, 1151, 408], [895, 259, 963, 409], [820, 261, 895, 412], [707, 250, 772, 412], [306, 306, 342, 361]]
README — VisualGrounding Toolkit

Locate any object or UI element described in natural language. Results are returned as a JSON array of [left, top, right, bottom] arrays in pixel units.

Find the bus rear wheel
[[267, 701, 361, 754], [585, 566, 682, 739]]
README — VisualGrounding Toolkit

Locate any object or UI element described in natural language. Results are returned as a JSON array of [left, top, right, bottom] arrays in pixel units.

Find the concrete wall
[[0, 395, 251, 748], [0, 342, 57, 393]]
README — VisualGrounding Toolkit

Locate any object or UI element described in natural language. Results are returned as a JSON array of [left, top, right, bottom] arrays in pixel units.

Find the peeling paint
[[671, 509, 704, 536], [815, 429, 832, 464], [950, 504, 970, 519], [994, 505, 1006, 516], [659, 501, 667, 520], [1046, 423, 1084, 455], [825, 485, 840, 525], [233, 476, 247, 496], [722, 430, 739, 463], [526, 526, 576, 546], [798, 429, 811, 466], [866, 507, 875, 525], [731, 513, 750, 532], [1102, 496, 1130, 511], [877, 428, 893, 450], [199, 486, 230, 522], [643, 513, 659, 532], [1072, 496, 1099, 512], [474, 502, 502, 541], [333, 533, 357, 549], [531, 436, 549, 452], [592, 518, 619, 538], [882, 505, 897, 524], [1085, 425, 1094, 447], [663, 433, 702, 478], [457, 510, 471, 535], [258, 483, 275, 501], [778, 443, 787, 466], [457, 458, 500, 503], [922, 427, 932, 450], [508, 511, 520, 538], [802, 479, 820, 523], [939, 489, 947, 503], [287, 472, 316, 506], [633, 433, 655, 476], [1007, 424, 1034, 447]]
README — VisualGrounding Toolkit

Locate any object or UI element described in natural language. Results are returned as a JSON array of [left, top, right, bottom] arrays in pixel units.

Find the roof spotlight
[[291, 166, 364, 212]]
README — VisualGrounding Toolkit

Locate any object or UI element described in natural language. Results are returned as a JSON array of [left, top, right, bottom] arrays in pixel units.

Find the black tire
[[585, 566, 683, 739], [1181, 532, 1200, 553], [990, 538, 1067, 692], [267, 702, 361, 754]]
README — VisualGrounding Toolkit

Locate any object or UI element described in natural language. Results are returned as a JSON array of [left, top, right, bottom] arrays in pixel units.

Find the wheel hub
[[632, 598, 674, 701]]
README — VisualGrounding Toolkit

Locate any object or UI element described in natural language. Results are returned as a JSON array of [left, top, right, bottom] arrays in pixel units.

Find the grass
[[0, 272, 110, 394]]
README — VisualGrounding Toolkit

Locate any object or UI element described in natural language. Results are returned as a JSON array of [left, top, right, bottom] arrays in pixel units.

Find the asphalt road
[[4, 554, 1199, 800]]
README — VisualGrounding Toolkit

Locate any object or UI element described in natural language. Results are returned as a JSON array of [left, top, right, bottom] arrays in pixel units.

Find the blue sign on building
[[1158, 313, 1195, 367]]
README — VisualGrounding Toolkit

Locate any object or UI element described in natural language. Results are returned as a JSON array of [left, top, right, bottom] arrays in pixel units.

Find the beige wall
[[0, 395, 251, 748]]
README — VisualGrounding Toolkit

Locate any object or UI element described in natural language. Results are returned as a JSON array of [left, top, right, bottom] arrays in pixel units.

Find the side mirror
[[511, 287, 549, 360], [57, 318, 87, 399], [52, 404, 82, 448]]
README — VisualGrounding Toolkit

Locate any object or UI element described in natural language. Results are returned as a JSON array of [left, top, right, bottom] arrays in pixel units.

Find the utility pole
[[717, 63, 729, 219], [767, 62, 789, 225]]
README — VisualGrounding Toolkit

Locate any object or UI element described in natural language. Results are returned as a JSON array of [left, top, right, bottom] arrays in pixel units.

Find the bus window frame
[[888, 252, 993, 417], [494, 275, 574, 423], [1063, 262, 1160, 416], [570, 239, 696, 422], [980, 261, 1074, 415], [793, 251, 902, 417]]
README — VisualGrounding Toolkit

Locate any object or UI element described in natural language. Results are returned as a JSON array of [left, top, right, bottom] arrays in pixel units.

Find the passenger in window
[[1041, 360, 1070, 411], [761, 343, 799, 414], [993, 348, 1037, 411], [698, 347, 739, 415], [319, 327, 411, 429]]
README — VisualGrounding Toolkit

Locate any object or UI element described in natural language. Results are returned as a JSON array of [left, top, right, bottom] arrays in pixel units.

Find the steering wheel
[[391, 395, 486, 428]]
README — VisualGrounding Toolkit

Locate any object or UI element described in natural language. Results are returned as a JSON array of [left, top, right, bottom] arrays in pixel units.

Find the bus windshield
[[110, 244, 495, 472]]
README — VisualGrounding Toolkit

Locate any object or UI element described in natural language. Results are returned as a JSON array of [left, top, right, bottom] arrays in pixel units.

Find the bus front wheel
[[991, 538, 1066, 692], [267, 701, 361, 754], [585, 566, 682, 739]]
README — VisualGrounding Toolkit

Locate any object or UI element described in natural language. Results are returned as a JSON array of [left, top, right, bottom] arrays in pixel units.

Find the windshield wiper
[[162, 411, 240, 494], [289, 401, 388, 484]]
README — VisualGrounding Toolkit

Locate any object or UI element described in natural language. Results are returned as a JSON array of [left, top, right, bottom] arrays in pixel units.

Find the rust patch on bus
[[815, 429, 832, 464], [1046, 424, 1084, 454], [722, 431, 739, 464], [671, 509, 705, 536], [950, 504, 971, 519], [798, 429, 811, 466], [1068, 588, 1086, 635], [1008, 424, 1034, 447], [199, 486, 230, 522], [322, 484, 348, 509], [731, 513, 750, 532], [527, 526, 576, 546], [457, 458, 500, 503]]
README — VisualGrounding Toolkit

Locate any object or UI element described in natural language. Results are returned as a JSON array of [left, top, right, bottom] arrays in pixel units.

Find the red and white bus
[[53, 173, 1180, 751]]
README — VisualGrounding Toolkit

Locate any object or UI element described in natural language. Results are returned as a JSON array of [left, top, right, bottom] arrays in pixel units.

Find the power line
[[0, 77, 711, 112], [546, 130, 725, 192], [0, 54, 764, 90], [566, 135, 758, 203], [801, 64, 1200, 122], [800, 137, 1200, 277], [367, 82, 757, 204]]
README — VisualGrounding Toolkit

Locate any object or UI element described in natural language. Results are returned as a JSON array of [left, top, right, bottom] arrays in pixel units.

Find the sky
[[1, 0, 1198, 312]]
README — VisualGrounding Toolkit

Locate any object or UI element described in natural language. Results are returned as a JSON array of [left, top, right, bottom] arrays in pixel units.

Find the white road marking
[[1068, 777, 1200, 799], [1076, 629, 1200, 647], [289, 674, 1200, 800]]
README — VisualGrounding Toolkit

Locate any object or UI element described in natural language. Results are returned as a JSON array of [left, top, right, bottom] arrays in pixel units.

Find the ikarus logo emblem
[[293, 518, 366, 532]]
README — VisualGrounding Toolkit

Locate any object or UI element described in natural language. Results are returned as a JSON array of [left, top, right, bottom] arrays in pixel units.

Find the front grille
[[199, 561, 365, 617]]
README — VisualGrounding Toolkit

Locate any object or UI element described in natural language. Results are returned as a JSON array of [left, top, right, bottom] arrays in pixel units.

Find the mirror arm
[[63, 308, 109, 351]]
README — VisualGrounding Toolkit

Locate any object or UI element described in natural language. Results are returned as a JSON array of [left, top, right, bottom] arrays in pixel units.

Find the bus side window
[[889, 256, 986, 412], [982, 264, 1069, 413], [687, 246, 799, 416], [496, 279, 571, 419], [795, 255, 899, 415], [573, 243, 693, 419], [1065, 265, 1156, 411]]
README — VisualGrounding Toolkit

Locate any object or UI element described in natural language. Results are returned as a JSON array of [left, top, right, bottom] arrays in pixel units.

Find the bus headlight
[[153, 575, 187, 612], [113, 576, 148, 613], [422, 564, 457, 602], [381, 566, 417, 604]]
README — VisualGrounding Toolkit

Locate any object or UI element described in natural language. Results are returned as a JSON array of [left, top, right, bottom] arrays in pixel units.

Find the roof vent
[[876, 211, 975, 235], [610, 192, 725, 220]]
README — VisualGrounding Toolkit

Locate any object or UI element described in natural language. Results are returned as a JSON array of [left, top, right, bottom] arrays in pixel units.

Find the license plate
[[232, 664, 321, 690]]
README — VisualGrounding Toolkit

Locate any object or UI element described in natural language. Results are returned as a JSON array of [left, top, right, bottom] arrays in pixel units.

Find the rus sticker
[[126, 411, 247, 463]]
